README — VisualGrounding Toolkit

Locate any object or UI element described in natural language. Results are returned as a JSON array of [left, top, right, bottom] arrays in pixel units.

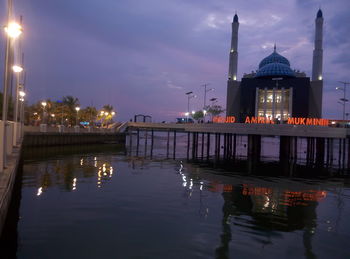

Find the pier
[[127, 122, 350, 173]]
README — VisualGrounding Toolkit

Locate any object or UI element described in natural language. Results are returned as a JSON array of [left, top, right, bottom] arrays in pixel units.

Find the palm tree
[[98, 104, 115, 127], [62, 96, 80, 125], [80, 106, 97, 126]]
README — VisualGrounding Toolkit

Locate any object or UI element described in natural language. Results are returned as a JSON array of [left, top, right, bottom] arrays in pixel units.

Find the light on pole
[[336, 81, 350, 120], [75, 107, 80, 126], [201, 83, 214, 109], [185, 91, 196, 121], [5, 22, 22, 38], [210, 97, 218, 105], [41, 101, 47, 124], [19, 90, 25, 99], [12, 65, 23, 73], [13, 65, 23, 124]]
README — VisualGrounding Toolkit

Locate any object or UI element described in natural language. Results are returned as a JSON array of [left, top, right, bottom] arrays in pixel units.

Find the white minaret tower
[[228, 14, 239, 81], [312, 9, 323, 81]]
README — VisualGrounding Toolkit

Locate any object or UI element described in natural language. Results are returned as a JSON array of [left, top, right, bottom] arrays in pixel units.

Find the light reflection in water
[[36, 187, 43, 196], [72, 178, 77, 191]]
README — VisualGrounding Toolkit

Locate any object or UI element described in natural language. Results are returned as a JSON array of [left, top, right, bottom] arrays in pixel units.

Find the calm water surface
[[2, 143, 350, 259]]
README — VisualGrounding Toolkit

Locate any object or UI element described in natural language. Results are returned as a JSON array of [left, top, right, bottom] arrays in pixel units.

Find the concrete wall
[[23, 132, 126, 147], [0, 146, 21, 237]]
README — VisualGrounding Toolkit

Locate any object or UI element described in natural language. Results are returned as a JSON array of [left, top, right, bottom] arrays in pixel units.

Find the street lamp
[[19, 90, 25, 101], [185, 91, 196, 120], [5, 22, 22, 38], [41, 101, 47, 124], [210, 97, 218, 105], [75, 107, 80, 126], [12, 65, 23, 73], [336, 81, 350, 120], [201, 84, 214, 109], [13, 66, 23, 124]]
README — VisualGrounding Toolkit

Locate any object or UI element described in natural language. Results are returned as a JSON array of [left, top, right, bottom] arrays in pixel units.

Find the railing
[[0, 120, 23, 173], [24, 122, 123, 134]]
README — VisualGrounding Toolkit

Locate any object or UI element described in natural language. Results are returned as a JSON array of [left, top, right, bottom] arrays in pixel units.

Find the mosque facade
[[226, 10, 324, 122]]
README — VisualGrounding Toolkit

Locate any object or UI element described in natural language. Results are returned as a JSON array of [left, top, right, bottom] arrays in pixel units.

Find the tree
[[97, 104, 116, 127], [62, 96, 80, 125], [192, 110, 204, 122], [207, 104, 225, 119], [80, 106, 97, 125]]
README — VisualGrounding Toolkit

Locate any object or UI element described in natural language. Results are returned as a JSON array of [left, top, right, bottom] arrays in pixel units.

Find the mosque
[[226, 10, 324, 122]]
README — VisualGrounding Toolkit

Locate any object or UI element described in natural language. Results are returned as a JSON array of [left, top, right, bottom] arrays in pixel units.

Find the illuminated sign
[[245, 116, 274, 124], [287, 117, 329, 126], [213, 116, 236, 123], [212, 116, 329, 126]]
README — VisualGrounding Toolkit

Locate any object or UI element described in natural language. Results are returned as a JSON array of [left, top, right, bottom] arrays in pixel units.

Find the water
[[1, 139, 350, 259]]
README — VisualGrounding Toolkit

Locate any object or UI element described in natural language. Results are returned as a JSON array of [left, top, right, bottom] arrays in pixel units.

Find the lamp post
[[13, 65, 23, 123], [19, 90, 25, 129], [201, 83, 214, 109], [210, 97, 218, 106], [185, 91, 196, 121], [1, 0, 22, 171], [336, 81, 350, 120], [75, 107, 80, 126], [41, 101, 47, 124]]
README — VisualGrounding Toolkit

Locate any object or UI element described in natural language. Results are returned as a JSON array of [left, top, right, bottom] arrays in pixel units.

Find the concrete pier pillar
[[232, 134, 237, 162], [186, 132, 190, 160], [338, 138, 342, 169], [247, 135, 261, 173], [342, 139, 346, 171], [192, 132, 196, 160], [150, 129, 154, 158], [214, 133, 218, 162], [315, 138, 325, 167], [279, 136, 297, 176], [347, 138, 350, 172], [201, 133, 204, 160], [217, 133, 221, 161], [128, 129, 133, 155], [173, 131, 176, 159], [167, 130, 170, 158], [306, 137, 315, 166], [195, 133, 199, 158], [144, 130, 148, 155], [206, 133, 210, 161], [136, 129, 140, 156]]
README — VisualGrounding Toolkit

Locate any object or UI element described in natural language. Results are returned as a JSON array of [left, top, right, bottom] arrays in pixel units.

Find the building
[[226, 10, 324, 122]]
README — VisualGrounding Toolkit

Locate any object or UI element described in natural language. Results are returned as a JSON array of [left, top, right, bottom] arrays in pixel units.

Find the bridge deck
[[128, 122, 350, 139]]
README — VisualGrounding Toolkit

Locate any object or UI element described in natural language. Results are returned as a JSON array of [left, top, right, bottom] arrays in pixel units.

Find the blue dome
[[255, 63, 295, 78], [258, 51, 290, 69]]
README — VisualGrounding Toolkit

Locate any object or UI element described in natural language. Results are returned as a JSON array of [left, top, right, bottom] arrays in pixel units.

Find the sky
[[1, 0, 350, 121]]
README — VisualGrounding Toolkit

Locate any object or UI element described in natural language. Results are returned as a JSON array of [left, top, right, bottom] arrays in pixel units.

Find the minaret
[[312, 9, 323, 81], [228, 14, 239, 81]]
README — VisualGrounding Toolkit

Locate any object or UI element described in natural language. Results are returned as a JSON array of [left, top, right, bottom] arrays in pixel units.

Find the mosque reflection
[[206, 182, 326, 258]]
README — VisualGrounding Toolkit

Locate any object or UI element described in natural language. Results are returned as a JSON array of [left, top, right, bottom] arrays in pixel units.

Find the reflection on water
[[1, 145, 350, 259]]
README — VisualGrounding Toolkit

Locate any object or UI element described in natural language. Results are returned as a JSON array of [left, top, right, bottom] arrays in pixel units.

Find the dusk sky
[[1, 0, 350, 121]]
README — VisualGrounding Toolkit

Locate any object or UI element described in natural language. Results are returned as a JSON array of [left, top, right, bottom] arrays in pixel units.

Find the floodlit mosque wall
[[256, 88, 292, 121], [238, 77, 310, 122]]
